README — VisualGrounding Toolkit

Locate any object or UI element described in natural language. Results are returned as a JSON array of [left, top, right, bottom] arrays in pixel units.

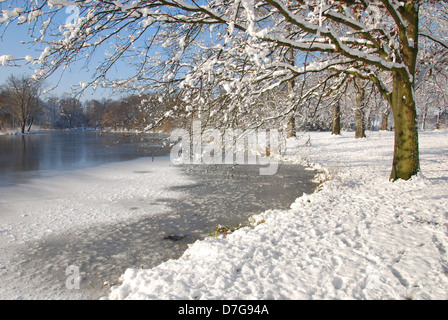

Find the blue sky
[[0, 1, 201, 103], [0, 10, 119, 102]]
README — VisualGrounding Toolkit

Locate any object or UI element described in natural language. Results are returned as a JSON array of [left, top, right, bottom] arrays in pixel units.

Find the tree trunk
[[436, 107, 441, 130], [443, 106, 448, 128], [355, 87, 366, 139], [366, 113, 372, 131], [355, 109, 366, 138], [332, 102, 341, 135], [27, 115, 35, 132], [389, 71, 420, 181], [421, 104, 428, 131], [21, 121, 26, 134], [27, 119, 34, 132], [286, 46, 296, 138], [286, 114, 296, 138], [388, 2, 420, 181], [381, 107, 391, 131]]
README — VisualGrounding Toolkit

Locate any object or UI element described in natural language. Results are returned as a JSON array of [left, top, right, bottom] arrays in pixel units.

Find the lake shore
[[0, 131, 316, 299], [107, 130, 448, 300]]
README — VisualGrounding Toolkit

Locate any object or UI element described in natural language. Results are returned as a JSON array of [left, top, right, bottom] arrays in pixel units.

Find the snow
[[106, 130, 448, 300], [47, 0, 72, 9], [0, 157, 187, 244], [38, 46, 51, 63], [1, 130, 447, 300], [0, 156, 194, 299], [0, 54, 14, 66]]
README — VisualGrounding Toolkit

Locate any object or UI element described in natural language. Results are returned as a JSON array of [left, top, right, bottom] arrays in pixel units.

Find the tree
[[100, 96, 141, 130], [331, 101, 341, 135], [101, 102, 127, 130], [354, 80, 367, 139], [381, 107, 391, 131], [0, 92, 12, 130], [1, 1, 447, 180], [42, 96, 62, 128], [415, 64, 448, 130], [1, 74, 42, 133], [85, 98, 110, 129], [59, 97, 85, 129]]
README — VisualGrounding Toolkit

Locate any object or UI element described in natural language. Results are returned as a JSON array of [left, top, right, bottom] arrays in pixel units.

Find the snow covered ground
[[107, 130, 448, 300]]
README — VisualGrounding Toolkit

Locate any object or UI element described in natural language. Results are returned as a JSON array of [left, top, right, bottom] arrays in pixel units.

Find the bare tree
[[1, 74, 42, 133], [59, 97, 84, 129], [85, 99, 110, 129], [0, 92, 13, 130]]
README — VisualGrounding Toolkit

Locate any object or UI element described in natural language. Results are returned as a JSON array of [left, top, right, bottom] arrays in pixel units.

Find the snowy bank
[[107, 130, 448, 300]]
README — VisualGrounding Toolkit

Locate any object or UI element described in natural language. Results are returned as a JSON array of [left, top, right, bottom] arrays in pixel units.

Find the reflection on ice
[[0, 131, 169, 186]]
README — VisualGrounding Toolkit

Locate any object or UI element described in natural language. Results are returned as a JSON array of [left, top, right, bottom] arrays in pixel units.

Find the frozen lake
[[0, 131, 316, 299], [0, 130, 169, 186]]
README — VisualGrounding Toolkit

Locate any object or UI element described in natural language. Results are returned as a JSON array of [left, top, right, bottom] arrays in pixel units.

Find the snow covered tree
[[1, 0, 447, 180], [415, 3, 448, 131]]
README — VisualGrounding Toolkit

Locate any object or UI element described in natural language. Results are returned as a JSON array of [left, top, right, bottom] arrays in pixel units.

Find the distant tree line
[[0, 74, 181, 133], [0, 73, 446, 135]]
